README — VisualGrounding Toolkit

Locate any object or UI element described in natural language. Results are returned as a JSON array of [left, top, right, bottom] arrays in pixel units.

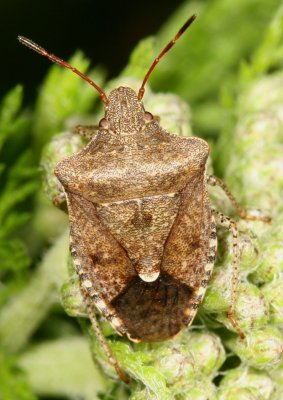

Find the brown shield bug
[[18, 15, 270, 383]]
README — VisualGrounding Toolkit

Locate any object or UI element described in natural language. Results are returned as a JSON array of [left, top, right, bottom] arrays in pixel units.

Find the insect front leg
[[212, 208, 245, 340], [207, 175, 271, 222]]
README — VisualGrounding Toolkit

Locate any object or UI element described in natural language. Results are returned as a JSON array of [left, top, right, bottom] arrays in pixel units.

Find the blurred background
[[1, 1, 283, 399]]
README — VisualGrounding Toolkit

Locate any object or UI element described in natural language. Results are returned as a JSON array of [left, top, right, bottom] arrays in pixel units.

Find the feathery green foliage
[[1, 1, 283, 399]]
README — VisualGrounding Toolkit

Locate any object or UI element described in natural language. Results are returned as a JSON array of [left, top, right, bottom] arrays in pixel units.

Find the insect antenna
[[138, 14, 197, 100], [17, 36, 109, 104]]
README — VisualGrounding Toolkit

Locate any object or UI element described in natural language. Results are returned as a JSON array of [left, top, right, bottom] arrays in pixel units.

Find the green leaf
[[0, 87, 37, 298], [121, 37, 157, 79], [0, 85, 23, 149], [0, 239, 30, 273], [33, 51, 106, 149], [250, 5, 283, 77], [0, 351, 36, 400]]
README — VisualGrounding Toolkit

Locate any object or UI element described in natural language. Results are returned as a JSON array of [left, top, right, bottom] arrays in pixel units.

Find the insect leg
[[80, 287, 130, 384], [212, 208, 245, 340], [207, 175, 271, 222]]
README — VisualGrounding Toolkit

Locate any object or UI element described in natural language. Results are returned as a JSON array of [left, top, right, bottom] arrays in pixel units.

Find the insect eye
[[144, 111, 154, 122], [99, 118, 110, 129]]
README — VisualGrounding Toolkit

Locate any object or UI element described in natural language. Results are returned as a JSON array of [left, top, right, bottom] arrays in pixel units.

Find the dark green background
[[1, 0, 183, 102]]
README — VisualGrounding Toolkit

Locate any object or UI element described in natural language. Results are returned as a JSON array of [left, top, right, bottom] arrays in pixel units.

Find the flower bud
[[218, 367, 276, 400], [261, 276, 283, 325], [226, 326, 283, 369], [41, 131, 85, 208]]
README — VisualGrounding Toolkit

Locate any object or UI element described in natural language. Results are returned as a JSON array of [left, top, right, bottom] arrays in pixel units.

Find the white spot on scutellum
[[139, 271, 160, 282]]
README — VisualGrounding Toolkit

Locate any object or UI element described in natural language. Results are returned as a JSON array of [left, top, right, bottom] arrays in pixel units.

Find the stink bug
[[18, 15, 270, 383]]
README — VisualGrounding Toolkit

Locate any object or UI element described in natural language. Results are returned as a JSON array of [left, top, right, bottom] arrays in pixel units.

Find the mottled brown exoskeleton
[[18, 15, 270, 383]]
